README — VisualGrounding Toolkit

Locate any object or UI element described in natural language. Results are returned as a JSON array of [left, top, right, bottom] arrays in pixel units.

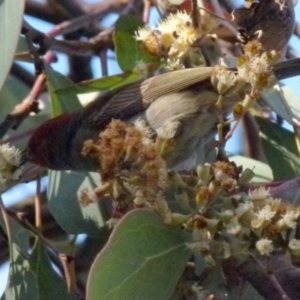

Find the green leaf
[[0, 0, 25, 92], [56, 70, 143, 95], [241, 284, 265, 300], [0, 75, 29, 119], [29, 239, 70, 300], [229, 155, 273, 182], [87, 210, 191, 300], [255, 117, 300, 180], [114, 15, 160, 71], [1, 243, 38, 300], [260, 85, 300, 124], [0, 213, 32, 257], [14, 36, 33, 62], [45, 66, 83, 117], [14, 35, 34, 63], [16, 36, 29, 53], [47, 170, 108, 237], [0, 74, 49, 148]]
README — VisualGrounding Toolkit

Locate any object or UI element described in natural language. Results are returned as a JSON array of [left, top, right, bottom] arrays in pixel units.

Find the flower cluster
[[237, 41, 281, 94], [210, 40, 282, 132], [80, 118, 300, 263], [0, 143, 22, 192], [134, 10, 217, 68], [81, 119, 171, 223], [211, 65, 238, 95], [185, 164, 300, 261]]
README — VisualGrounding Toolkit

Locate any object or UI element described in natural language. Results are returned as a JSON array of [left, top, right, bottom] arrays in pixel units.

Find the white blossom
[[248, 186, 270, 201], [276, 210, 300, 230], [236, 201, 254, 217], [134, 26, 153, 41], [249, 55, 270, 74], [215, 69, 237, 88], [256, 205, 276, 222], [256, 238, 274, 255], [289, 238, 300, 252], [0, 143, 22, 192], [225, 217, 241, 235], [0, 143, 22, 167]]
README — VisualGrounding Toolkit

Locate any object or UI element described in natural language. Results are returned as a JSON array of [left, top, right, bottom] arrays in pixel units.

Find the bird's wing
[[141, 67, 214, 104], [80, 79, 145, 128], [80, 67, 214, 129]]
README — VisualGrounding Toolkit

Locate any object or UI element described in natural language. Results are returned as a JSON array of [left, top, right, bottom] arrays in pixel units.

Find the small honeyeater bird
[[25, 57, 300, 171], [25, 0, 298, 171]]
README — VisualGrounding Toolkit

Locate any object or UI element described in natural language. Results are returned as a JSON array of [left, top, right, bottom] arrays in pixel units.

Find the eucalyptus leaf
[[1, 243, 38, 300], [0, 213, 32, 257], [260, 84, 300, 124], [0, 74, 49, 149], [227, 282, 264, 300], [256, 117, 300, 180], [0, 0, 25, 92], [14, 36, 33, 62], [16, 36, 29, 53], [47, 170, 109, 237], [188, 266, 229, 299], [87, 210, 191, 300], [29, 239, 70, 300], [45, 66, 83, 117], [242, 284, 266, 300], [114, 15, 160, 71], [56, 70, 144, 95]]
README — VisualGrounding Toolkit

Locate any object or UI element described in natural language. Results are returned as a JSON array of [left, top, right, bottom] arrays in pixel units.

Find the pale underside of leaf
[[0, 0, 25, 92]]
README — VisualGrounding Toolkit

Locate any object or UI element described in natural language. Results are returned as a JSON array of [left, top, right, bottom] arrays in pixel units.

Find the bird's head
[[26, 113, 75, 170]]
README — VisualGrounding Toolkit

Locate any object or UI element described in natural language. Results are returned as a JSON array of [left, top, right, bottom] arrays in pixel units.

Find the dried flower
[[79, 188, 98, 207]]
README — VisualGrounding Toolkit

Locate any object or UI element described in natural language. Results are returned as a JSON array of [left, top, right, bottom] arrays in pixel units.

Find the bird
[[24, 56, 300, 172], [26, 66, 221, 171], [25, 0, 298, 172]]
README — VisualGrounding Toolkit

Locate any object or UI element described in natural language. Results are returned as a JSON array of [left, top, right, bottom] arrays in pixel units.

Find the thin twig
[[209, 0, 238, 35], [35, 176, 42, 228], [191, 0, 200, 29], [0, 52, 55, 139], [59, 253, 78, 293], [0, 196, 13, 250], [99, 50, 108, 77], [143, 0, 151, 23], [241, 111, 266, 161]]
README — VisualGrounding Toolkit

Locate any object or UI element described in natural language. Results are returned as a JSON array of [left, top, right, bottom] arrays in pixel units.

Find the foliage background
[[1, 0, 300, 299]]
